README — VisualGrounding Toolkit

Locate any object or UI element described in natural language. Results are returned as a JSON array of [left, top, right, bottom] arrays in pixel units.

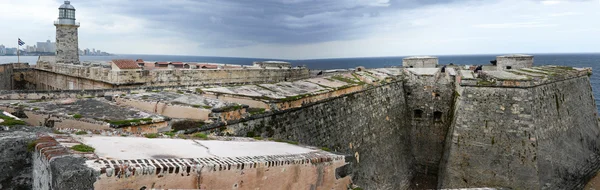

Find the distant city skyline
[[0, 40, 110, 56], [0, 0, 599, 59]]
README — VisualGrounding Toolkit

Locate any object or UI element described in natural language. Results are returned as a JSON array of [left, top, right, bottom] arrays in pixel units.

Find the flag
[[18, 38, 25, 46]]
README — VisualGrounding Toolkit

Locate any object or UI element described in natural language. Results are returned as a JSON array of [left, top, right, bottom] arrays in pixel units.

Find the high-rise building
[[37, 40, 56, 53], [0, 45, 5, 55], [55, 1, 80, 64]]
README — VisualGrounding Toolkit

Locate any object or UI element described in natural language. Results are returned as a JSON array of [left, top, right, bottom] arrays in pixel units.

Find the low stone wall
[[88, 153, 349, 189], [31, 134, 351, 189]]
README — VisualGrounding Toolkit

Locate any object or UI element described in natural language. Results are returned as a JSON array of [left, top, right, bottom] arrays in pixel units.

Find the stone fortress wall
[[217, 81, 415, 190], [199, 55, 600, 189], [439, 76, 600, 189], [26, 60, 310, 90]]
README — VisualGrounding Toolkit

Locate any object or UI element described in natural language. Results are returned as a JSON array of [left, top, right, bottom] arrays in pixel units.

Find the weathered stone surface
[[222, 81, 415, 190], [55, 25, 79, 64], [404, 70, 456, 188], [0, 126, 50, 190], [439, 76, 600, 189]]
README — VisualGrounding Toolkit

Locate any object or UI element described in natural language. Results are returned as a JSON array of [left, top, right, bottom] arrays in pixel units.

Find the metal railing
[[54, 20, 80, 26]]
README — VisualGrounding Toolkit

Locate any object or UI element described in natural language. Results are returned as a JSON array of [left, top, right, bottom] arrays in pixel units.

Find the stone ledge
[[88, 152, 344, 178], [34, 134, 98, 162]]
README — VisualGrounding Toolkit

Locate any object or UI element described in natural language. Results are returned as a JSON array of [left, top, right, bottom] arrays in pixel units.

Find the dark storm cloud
[[70, 0, 460, 48]]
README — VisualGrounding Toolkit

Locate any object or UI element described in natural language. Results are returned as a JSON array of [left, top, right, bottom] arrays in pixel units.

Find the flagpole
[[17, 39, 20, 63]]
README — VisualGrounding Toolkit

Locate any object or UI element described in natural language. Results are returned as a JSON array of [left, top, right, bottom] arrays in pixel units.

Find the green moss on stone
[[144, 133, 159, 138], [71, 144, 95, 152]]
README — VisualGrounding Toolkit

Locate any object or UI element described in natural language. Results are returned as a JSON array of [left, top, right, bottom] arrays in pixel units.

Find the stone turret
[[496, 54, 533, 70], [55, 1, 80, 64], [402, 56, 438, 68]]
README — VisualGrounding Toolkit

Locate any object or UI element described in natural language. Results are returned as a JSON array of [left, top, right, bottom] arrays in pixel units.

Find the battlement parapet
[[458, 65, 592, 88]]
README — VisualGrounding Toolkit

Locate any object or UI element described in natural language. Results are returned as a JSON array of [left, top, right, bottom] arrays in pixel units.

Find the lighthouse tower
[[55, 1, 80, 64]]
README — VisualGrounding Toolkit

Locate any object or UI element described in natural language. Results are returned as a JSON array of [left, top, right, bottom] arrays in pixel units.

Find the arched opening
[[506, 66, 512, 70], [414, 109, 423, 119], [433, 111, 443, 122]]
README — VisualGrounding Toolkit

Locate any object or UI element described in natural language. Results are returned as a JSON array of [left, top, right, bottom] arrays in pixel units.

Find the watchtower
[[402, 56, 438, 68], [496, 54, 533, 70], [55, 1, 80, 64]]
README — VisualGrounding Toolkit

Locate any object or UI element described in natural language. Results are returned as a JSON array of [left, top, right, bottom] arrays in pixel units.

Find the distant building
[[253, 61, 292, 68], [402, 56, 438, 68], [26, 45, 36, 53], [110, 59, 141, 71], [5, 48, 17, 55], [36, 40, 56, 53], [0, 45, 5, 55]]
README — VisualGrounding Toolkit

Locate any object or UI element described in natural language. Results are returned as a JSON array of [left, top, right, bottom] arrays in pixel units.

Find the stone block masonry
[[439, 76, 600, 189], [55, 25, 79, 64], [219, 81, 416, 190]]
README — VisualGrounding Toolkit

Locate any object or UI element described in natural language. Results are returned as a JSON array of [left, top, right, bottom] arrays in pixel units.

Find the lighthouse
[[55, 1, 80, 64]]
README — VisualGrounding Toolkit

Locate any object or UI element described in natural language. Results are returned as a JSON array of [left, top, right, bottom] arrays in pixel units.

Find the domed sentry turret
[[55, 1, 80, 64]]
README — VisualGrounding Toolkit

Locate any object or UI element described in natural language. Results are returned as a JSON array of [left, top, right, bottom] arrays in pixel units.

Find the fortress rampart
[[23, 60, 310, 90]]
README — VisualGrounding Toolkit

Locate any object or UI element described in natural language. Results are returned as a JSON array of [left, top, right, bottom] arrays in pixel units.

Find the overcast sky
[[0, 0, 598, 59]]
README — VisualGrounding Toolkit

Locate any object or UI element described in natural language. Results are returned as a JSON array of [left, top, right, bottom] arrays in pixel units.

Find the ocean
[[2, 53, 600, 111]]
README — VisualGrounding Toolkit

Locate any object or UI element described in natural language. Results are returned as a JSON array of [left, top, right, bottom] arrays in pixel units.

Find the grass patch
[[52, 129, 65, 134], [75, 131, 87, 135], [176, 90, 184, 94], [195, 88, 204, 94], [144, 133, 159, 138], [320, 147, 331, 151], [27, 100, 43, 103], [193, 133, 208, 139], [164, 131, 176, 137], [253, 137, 263, 140], [141, 95, 149, 100], [71, 144, 95, 152], [120, 94, 126, 96], [273, 139, 299, 145], [202, 105, 213, 109], [281, 94, 308, 102], [109, 118, 153, 126], [220, 105, 243, 112], [0, 112, 26, 126], [476, 80, 495, 86], [32, 107, 39, 111], [177, 134, 187, 139], [192, 104, 201, 108], [248, 108, 266, 115], [73, 114, 82, 119]]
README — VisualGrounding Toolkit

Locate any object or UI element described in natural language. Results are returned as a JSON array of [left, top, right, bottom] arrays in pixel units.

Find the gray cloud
[[67, 0, 462, 48]]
